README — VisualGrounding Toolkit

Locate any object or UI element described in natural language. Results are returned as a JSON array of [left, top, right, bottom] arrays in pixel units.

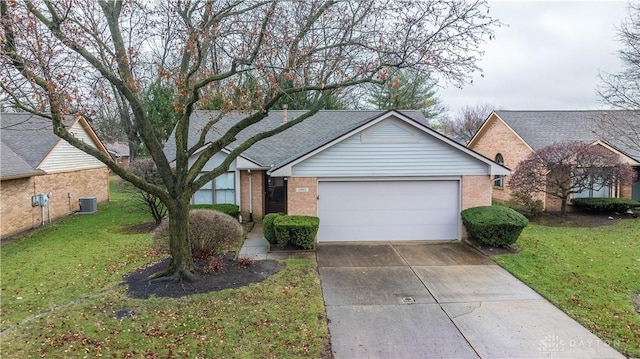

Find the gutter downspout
[[248, 169, 253, 222]]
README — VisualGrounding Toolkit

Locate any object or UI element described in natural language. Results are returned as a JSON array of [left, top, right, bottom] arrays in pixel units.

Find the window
[[494, 153, 505, 188], [573, 176, 612, 199], [192, 172, 236, 204], [215, 172, 235, 204]]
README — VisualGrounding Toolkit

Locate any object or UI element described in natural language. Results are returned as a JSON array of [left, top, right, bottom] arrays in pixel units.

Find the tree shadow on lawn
[[125, 255, 282, 299]]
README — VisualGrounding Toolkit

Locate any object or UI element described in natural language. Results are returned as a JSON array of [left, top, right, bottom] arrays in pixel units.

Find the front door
[[265, 176, 287, 214], [632, 168, 640, 202]]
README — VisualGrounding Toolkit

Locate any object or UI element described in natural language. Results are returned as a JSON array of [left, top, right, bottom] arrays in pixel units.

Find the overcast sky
[[438, 0, 630, 118]]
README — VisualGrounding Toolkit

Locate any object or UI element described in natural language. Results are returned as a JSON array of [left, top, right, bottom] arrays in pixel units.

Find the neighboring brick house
[[164, 110, 509, 243], [468, 110, 640, 211], [104, 141, 130, 168], [1, 113, 110, 238]]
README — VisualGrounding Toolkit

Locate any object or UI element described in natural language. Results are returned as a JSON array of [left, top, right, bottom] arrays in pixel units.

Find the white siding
[[38, 122, 105, 172], [292, 118, 487, 177], [189, 151, 237, 171]]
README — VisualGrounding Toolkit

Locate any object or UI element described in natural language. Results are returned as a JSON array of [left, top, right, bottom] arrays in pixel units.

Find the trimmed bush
[[263, 213, 284, 244], [153, 209, 243, 258], [190, 203, 240, 217], [273, 215, 320, 249], [571, 197, 640, 213], [461, 206, 529, 248]]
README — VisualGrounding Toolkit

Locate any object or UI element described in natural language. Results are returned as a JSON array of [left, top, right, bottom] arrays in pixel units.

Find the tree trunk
[[150, 197, 197, 281], [560, 196, 568, 216]]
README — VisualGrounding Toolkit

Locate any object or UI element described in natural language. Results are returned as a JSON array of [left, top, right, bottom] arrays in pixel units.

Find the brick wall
[[1, 167, 109, 238], [0, 177, 35, 238], [618, 168, 635, 199], [239, 170, 264, 221], [286, 177, 318, 216], [469, 114, 533, 203], [461, 175, 492, 210]]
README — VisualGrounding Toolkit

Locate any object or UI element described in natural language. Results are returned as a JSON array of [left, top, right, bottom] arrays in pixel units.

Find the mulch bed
[[125, 254, 282, 299], [530, 211, 638, 227]]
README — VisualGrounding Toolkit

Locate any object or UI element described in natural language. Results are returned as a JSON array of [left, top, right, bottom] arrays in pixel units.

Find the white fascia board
[[269, 166, 291, 177], [490, 164, 512, 176], [236, 156, 266, 170]]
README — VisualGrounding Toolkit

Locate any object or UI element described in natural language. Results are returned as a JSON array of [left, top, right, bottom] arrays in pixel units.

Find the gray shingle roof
[[1, 113, 61, 179], [494, 110, 640, 162], [104, 142, 130, 157], [0, 142, 45, 179], [164, 110, 429, 167]]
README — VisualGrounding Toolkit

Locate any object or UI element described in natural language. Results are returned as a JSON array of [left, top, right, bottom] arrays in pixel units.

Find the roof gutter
[[1, 171, 46, 181]]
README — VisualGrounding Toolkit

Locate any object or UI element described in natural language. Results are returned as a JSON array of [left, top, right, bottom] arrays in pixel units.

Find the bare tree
[[599, 2, 640, 111], [596, 3, 640, 153], [509, 141, 633, 215], [1, 0, 499, 281], [440, 103, 493, 144]]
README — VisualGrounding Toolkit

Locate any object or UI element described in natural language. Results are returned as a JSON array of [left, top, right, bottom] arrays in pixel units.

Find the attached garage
[[267, 111, 511, 244], [317, 180, 459, 242]]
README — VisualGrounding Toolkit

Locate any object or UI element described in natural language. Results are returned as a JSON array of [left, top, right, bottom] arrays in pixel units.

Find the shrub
[[571, 197, 640, 213], [152, 209, 243, 258], [190, 203, 240, 217], [274, 215, 320, 249], [129, 158, 167, 224], [461, 206, 528, 247], [203, 256, 226, 274], [505, 190, 544, 218], [263, 213, 284, 244], [236, 256, 255, 268]]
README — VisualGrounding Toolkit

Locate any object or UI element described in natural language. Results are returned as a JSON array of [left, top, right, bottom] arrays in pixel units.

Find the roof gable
[[38, 119, 107, 171], [493, 110, 640, 162], [164, 110, 429, 167], [1, 113, 61, 169], [1, 113, 108, 178], [271, 111, 510, 177], [468, 111, 533, 152], [0, 142, 45, 180]]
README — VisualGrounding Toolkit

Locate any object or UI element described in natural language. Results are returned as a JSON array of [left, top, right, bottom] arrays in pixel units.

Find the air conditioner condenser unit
[[78, 197, 97, 214]]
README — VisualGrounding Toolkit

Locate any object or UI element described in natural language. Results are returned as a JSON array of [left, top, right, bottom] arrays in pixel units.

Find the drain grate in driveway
[[401, 296, 416, 304]]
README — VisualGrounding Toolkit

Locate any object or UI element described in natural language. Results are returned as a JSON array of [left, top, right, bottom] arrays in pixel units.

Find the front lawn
[[492, 218, 640, 357], [0, 178, 330, 358]]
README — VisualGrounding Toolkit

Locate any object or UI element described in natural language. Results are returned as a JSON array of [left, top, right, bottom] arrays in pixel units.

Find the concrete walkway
[[317, 242, 624, 359], [238, 223, 315, 261]]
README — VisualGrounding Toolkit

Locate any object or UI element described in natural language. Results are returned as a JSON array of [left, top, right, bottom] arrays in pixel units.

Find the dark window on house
[[494, 153, 505, 188], [573, 175, 612, 199], [192, 172, 236, 204]]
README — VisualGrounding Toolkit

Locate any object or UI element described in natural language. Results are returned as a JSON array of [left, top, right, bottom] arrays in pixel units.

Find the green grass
[[492, 219, 640, 357], [1, 179, 156, 328], [1, 178, 329, 358]]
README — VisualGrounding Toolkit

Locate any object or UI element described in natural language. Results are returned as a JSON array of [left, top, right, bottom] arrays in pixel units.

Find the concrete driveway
[[317, 242, 624, 359]]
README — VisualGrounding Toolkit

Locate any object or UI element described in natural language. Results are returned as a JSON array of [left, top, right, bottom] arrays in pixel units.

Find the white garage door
[[317, 180, 460, 242]]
